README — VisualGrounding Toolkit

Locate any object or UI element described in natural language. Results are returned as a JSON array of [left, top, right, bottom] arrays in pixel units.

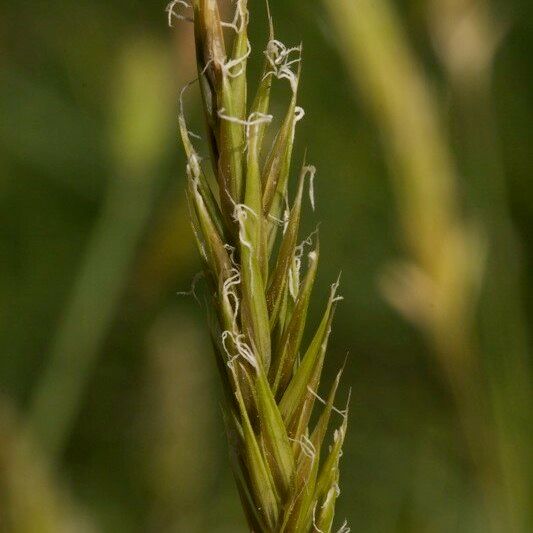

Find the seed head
[[174, 2, 349, 530]]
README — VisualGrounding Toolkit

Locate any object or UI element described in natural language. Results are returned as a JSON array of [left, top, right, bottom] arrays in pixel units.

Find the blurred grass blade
[[27, 40, 174, 460]]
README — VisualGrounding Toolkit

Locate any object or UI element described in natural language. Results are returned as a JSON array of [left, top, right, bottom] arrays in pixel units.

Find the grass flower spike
[[173, 1, 349, 530]]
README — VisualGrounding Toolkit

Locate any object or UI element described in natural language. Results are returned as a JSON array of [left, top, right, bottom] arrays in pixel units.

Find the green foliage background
[[0, 0, 531, 531]]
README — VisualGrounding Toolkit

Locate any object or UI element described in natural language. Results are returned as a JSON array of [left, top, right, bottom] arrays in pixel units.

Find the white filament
[[220, 40, 251, 79], [264, 39, 302, 93], [307, 165, 317, 211], [232, 204, 259, 294], [221, 0, 248, 34], [306, 385, 348, 418], [289, 228, 319, 299], [222, 267, 242, 331], [224, 244, 238, 267], [177, 271, 204, 304], [295, 106, 306, 122], [217, 109, 273, 151], [312, 504, 325, 533], [166, 0, 193, 26], [330, 276, 344, 304], [222, 331, 258, 370], [300, 434, 317, 461], [337, 520, 351, 533]]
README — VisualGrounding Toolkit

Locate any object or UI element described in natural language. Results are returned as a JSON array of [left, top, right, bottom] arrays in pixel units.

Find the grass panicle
[[173, 1, 349, 530]]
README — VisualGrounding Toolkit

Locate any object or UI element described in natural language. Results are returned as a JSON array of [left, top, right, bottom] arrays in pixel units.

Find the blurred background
[[0, 0, 531, 531]]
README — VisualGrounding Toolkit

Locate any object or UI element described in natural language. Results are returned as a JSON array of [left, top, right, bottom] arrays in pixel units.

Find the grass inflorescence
[[171, 1, 349, 531]]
